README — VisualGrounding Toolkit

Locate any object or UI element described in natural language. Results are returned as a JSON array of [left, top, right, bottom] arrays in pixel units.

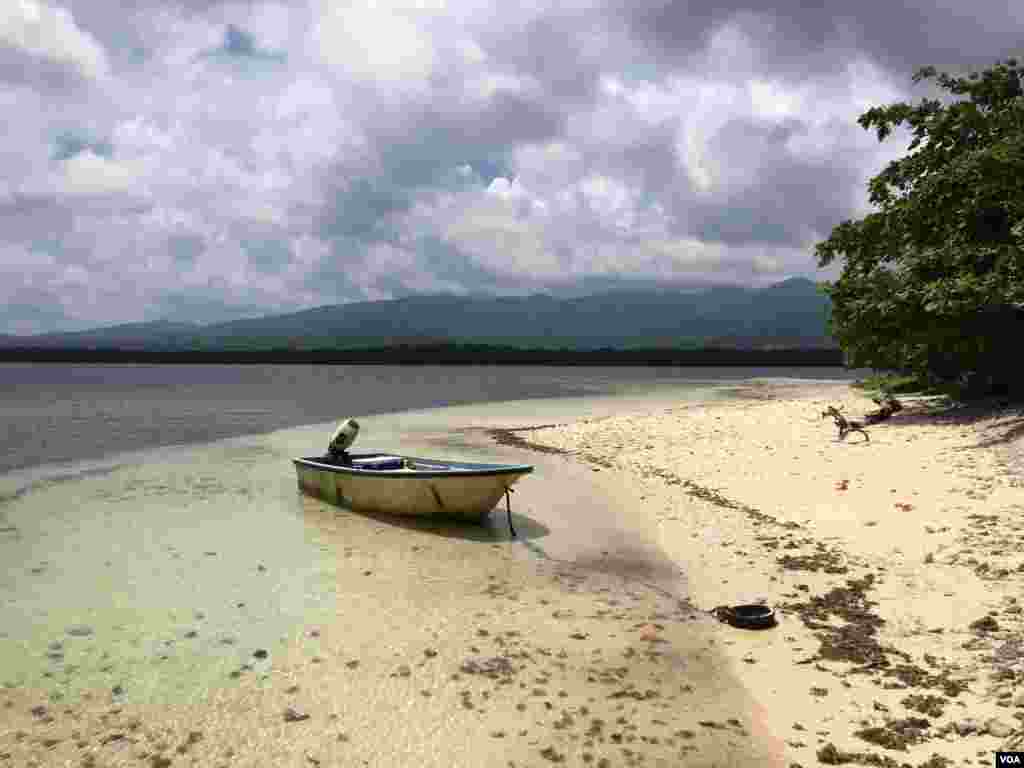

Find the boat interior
[[313, 453, 451, 472]]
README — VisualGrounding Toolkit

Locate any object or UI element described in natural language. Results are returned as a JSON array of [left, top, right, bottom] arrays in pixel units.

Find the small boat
[[293, 419, 533, 532]]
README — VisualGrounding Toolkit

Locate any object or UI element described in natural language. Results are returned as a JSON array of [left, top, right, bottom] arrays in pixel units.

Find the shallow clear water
[[0, 367, 858, 709]]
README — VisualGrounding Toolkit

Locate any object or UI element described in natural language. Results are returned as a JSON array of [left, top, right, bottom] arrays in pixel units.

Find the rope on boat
[[504, 487, 517, 539]]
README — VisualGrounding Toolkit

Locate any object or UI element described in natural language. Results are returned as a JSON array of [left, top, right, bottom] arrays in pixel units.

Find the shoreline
[[1, 384, 798, 768], [0, 364, 862, 478], [0, 347, 844, 366], [5, 380, 1021, 766], [514, 383, 1024, 764]]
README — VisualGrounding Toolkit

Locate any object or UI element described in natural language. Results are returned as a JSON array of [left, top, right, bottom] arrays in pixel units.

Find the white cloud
[[485, 176, 528, 201], [454, 37, 486, 65], [752, 252, 783, 273], [436, 179, 559, 276], [1, 0, 999, 332], [0, 243, 56, 277], [55, 263, 89, 286], [352, 241, 465, 299], [462, 71, 540, 103], [579, 174, 634, 223], [313, 0, 437, 86], [56, 150, 145, 197], [620, 238, 726, 277], [513, 141, 585, 192], [0, 0, 109, 79], [241, 2, 300, 52], [113, 116, 174, 154]]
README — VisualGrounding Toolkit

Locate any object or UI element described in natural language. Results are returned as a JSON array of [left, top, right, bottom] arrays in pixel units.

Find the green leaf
[[814, 56, 1024, 399]]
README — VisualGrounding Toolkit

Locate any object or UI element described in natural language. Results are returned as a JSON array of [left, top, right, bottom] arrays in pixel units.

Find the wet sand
[[1, 385, 788, 767]]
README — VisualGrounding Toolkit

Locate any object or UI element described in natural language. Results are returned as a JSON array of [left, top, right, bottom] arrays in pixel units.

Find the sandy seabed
[[2, 380, 1023, 767]]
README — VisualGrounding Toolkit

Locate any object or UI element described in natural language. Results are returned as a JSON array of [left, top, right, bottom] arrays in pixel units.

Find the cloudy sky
[[1, 0, 1020, 333]]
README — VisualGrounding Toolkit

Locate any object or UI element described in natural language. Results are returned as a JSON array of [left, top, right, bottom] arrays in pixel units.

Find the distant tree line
[[0, 344, 845, 366]]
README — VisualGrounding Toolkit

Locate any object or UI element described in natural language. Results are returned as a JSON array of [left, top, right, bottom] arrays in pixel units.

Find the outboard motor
[[325, 418, 359, 464]]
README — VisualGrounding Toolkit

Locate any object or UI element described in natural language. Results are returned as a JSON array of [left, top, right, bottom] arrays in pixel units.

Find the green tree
[[815, 57, 1024, 398]]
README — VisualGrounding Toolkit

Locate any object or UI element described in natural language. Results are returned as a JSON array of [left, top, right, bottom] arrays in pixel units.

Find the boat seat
[[350, 456, 405, 471]]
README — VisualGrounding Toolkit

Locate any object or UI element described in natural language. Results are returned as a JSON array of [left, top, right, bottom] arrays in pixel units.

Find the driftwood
[[821, 405, 870, 442], [863, 393, 903, 425], [821, 396, 904, 441]]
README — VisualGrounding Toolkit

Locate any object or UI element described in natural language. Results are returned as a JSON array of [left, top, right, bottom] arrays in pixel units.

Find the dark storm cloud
[[414, 235, 505, 292], [0, 296, 82, 335], [686, 116, 865, 246], [301, 237, 372, 299], [317, 178, 413, 241], [690, 165, 863, 247], [481, 8, 609, 107], [0, 45, 94, 88], [0, 197, 77, 244], [364, 93, 563, 191], [614, 0, 1023, 78], [610, 120, 686, 192], [241, 237, 292, 273], [315, 88, 561, 245]]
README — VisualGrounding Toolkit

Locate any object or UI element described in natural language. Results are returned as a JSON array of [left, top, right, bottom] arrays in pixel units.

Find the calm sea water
[[0, 363, 862, 475], [0, 363, 861, 711]]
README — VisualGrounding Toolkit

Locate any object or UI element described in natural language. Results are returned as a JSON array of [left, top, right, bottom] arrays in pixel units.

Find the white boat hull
[[293, 454, 533, 522]]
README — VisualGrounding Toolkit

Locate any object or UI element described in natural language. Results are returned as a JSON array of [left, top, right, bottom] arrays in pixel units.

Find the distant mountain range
[[0, 278, 837, 351]]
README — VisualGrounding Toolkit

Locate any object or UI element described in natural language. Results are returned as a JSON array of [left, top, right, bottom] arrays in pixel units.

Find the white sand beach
[[524, 382, 1024, 765], [3, 380, 1022, 767]]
